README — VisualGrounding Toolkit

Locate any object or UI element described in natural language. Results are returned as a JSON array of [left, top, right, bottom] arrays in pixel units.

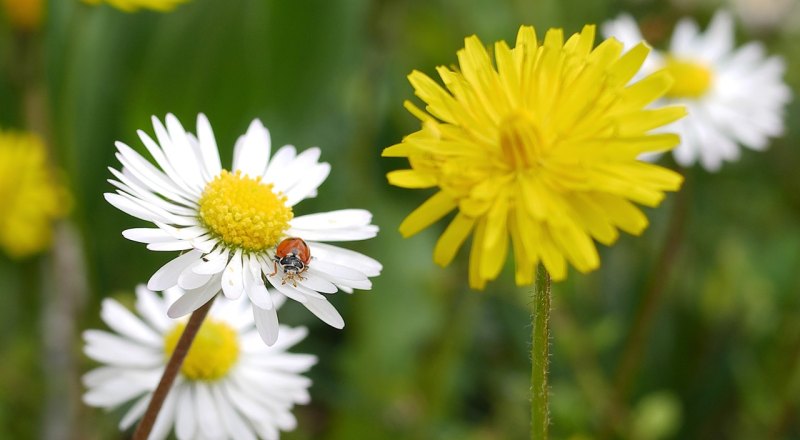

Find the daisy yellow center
[[499, 111, 544, 171], [662, 57, 714, 99], [198, 170, 292, 252], [164, 319, 239, 381]]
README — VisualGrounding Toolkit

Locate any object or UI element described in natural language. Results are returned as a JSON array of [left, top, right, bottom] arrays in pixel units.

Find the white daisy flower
[[105, 114, 382, 344], [83, 286, 316, 440], [603, 10, 791, 171]]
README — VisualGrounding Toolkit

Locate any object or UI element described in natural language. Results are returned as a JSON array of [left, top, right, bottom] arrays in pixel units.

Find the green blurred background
[[1, 0, 799, 438]]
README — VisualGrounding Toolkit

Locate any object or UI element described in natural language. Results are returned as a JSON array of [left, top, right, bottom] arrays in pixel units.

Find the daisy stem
[[531, 263, 552, 440], [132, 296, 216, 440]]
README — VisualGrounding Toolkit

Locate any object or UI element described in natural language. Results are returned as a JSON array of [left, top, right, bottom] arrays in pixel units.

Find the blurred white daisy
[[105, 114, 381, 344], [83, 286, 316, 440], [603, 10, 791, 171]]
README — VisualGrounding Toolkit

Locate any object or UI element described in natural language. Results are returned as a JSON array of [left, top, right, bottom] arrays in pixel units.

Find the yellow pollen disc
[[198, 170, 293, 252], [662, 57, 714, 99], [164, 319, 239, 381], [499, 111, 544, 171]]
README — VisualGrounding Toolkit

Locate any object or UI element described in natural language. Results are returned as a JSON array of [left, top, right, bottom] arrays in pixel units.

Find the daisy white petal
[[83, 330, 162, 367], [135, 285, 171, 333], [307, 241, 383, 277], [194, 383, 225, 439], [150, 389, 178, 440], [262, 145, 296, 183], [166, 275, 221, 318], [233, 119, 271, 178], [604, 10, 791, 171], [178, 262, 214, 290], [196, 114, 222, 177], [83, 370, 158, 407], [287, 225, 379, 241], [100, 298, 161, 346], [192, 248, 230, 275], [265, 274, 309, 304], [212, 385, 258, 440], [148, 249, 204, 291], [244, 256, 273, 310], [122, 228, 173, 244], [106, 115, 381, 344], [301, 296, 344, 329], [283, 163, 330, 206], [268, 147, 321, 193], [297, 272, 338, 294], [221, 249, 245, 300], [253, 305, 280, 346], [119, 393, 150, 430], [175, 385, 197, 440], [147, 240, 195, 252], [83, 288, 315, 439], [308, 259, 369, 281]]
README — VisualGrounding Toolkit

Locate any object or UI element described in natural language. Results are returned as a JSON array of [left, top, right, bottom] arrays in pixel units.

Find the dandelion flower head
[[0, 130, 69, 258], [384, 25, 686, 288]]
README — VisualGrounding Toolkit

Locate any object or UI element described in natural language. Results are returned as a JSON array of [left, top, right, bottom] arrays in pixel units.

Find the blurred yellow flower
[[384, 25, 685, 289], [82, 0, 188, 13], [0, 131, 69, 258], [1, 0, 44, 31]]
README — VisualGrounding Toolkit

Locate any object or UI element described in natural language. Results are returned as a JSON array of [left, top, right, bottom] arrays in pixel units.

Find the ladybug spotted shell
[[275, 237, 311, 264]]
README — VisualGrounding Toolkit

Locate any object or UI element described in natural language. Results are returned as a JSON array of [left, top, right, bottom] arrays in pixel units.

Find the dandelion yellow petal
[[433, 212, 476, 267], [552, 221, 600, 273], [563, 25, 595, 57], [617, 71, 675, 110], [409, 70, 458, 123], [468, 218, 488, 290], [509, 208, 536, 285], [617, 107, 688, 137], [515, 25, 538, 50], [591, 194, 649, 235], [479, 198, 509, 281], [539, 227, 567, 281], [557, 134, 681, 160], [567, 194, 619, 245], [382, 142, 414, 158], [607, 43, 650, 87], [387, 170, 437, 188], [398, 191, 457, 238], [403, 101, 430, 122], [495, 41, 520, 107], [587, 37, 624, 71], [543, 28, 564, 49]]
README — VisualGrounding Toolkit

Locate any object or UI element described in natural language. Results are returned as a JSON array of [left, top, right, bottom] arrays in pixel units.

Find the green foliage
[[0, 0, 799, 438]]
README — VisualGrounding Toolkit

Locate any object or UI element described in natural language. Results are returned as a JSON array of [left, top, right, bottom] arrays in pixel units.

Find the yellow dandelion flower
[[0, 131, 69, 258], [2, 0, 44, 31], [384, 25, 685, 289], [81, 0, 188, 13]]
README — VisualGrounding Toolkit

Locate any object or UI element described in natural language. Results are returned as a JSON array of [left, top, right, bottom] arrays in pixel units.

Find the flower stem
[[531, 264, 552, 440], [132, 296, 216, 440]]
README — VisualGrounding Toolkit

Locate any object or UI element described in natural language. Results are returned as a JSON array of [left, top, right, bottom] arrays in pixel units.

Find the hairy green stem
[[531, 264, 552, 440]]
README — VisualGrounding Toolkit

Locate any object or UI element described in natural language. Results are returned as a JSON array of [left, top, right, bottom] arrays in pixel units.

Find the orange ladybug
[[270, 237, 311, 286]]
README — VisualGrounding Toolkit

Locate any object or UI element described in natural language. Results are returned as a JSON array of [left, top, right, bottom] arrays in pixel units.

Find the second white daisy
[[603, 10, 791, 171], [105, 114, 382, 345], [83, 286, 316, 440]]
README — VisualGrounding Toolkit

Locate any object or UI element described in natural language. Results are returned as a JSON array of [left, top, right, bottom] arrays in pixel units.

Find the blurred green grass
[[1, 0, 799, 438]]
